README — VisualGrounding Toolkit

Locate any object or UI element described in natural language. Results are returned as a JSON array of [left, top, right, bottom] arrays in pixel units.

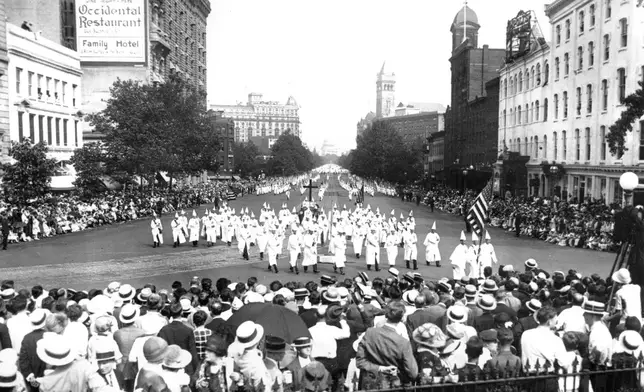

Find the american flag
[[466, 179, 494, 237]]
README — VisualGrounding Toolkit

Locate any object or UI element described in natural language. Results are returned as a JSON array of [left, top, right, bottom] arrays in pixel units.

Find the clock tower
[[376, 62, 396, 118]]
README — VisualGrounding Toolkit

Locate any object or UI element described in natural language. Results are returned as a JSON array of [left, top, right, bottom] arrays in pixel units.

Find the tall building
[[381, 108, 445, 145], [444, 5, 506, 190], [0, 1, 9, 163], [208, 111, 235, 177], [376, 62, 396, 118], [496, 1, 644, 204], [7, 24, 83, 190], [210, 93, 301, 143], [427, 131, 446, 179]]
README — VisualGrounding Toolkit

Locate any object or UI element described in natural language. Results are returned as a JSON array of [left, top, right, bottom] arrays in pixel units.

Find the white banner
[[75, 0, 146, 63]]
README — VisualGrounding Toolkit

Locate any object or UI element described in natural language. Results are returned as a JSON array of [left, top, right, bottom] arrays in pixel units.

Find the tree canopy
[[79, 76, 220, 189], [267, 133, 319, 176], [233, 141, 262, 178], [1, 139, 57, 202], [607, 81, 644, 158]]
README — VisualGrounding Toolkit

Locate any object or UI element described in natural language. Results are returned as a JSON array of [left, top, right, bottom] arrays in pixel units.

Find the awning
[[50, 175, 75, 191]]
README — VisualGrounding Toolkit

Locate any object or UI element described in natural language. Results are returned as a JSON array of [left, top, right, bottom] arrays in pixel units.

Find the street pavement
[[0, 176, 616, 290]]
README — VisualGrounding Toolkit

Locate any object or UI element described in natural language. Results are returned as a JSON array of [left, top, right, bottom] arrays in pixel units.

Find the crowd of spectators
[[422, 186, 619, 252], [0, 259, 641, 392], [0, 181, 256, 245]]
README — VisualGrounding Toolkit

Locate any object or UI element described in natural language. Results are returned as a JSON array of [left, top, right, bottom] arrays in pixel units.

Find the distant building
[[376, 62, 395, 118], [444, 4, 505, 190], [394, 102, 446, 117], [381, 110, 445, 145], [7, 23, 83, 190], [208, 111, 235, 177], [210, 93, 301, 143], [320, 139, 343, 156], [427, 130, 445, 179], [0, 1, 9, 163]]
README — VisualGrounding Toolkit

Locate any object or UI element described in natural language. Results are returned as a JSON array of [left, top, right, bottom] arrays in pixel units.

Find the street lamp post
[[462, 165, 474, 193], [619, 171, 639, 207]]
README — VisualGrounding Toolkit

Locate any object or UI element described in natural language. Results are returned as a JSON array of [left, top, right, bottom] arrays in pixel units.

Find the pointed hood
[[192, 210, 197, 217], [409, 210, 413, 217], [251, 212, 255, 218], [431, 221, 436, 230], [400, 213, 404, 220], [472, 232, 479, 242], [460, 231, 466, 241], [390, 209, 394, 216], [181, 210, 186, 215], [152, 211, 157, 217], [485, 231, 491, 240], [174, 212, 179, 219], [292, 207, 296, 213]]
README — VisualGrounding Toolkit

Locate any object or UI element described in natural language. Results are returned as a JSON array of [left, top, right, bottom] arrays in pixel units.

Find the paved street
[[0, 176, 616, 290]]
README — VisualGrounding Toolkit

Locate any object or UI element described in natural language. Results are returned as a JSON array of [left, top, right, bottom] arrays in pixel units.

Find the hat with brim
[[118, 284, 136, 302], [524, 259, 538, 270], [477, 294, 497, 312], [413, 323, 447, 349], [320, 275, 335, 286], [137, 288, 152, 303], [403, 272, 415, 285], [36, 335, 76, 367], [29, 308, 50, 330], [0, 289, 16, 301], [0, 365, 20, 388], [322, 287, 341, 303], [619, 331, 644, 354], [612, 268, 632, 285], [583, 300, 606, 316], [526, 299, 542, 314], [302, 361, 330, 392], [358, 272, 369, 283], [235, 321, 264, 349], [163, 345, 192, 369], [292, 337, 312, 348], [265, 336, 288, 353], [389, 267, 399, 278], [441, 340, 462, 356], [119, 304, 140, 324], [481, 280, 499, 293], [87, 295, 114, 315], [447, 306, 468, 324]]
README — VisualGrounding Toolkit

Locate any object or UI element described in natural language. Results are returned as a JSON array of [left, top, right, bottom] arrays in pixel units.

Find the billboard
[[75, 0, 147, 64], [505, 11, 533, 63]]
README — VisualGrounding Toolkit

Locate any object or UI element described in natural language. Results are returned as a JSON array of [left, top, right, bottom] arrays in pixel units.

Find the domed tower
[[450, 5, 480, 51], [376, 62, 396, 118]]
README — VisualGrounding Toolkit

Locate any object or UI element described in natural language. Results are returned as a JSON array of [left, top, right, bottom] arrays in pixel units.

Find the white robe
[[466, 245, 481, 279], [205, 218, 217, 243], [352, 228, 364, 255], [450, 244, 469, 280], [188, 218, 200, 242], [385, 233, 398, 266], [151, 219, 163, 244], [423, 232, 441, 262], [288, 234, 301, 267], [171, 219, 186, 244], [267, 235, 279, 266], [479, 243, 498, 272], [256, 230, 268, 253], [403, 232, 418, 260], [303, 234, 317, 266], [365, 233, 379, 266], [334, 235, 347, 268]]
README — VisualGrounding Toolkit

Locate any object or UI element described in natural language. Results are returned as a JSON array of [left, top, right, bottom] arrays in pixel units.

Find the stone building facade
[[0, 1, 9, 163], [376, 62, 395, 118], [381, 110, 445, 145], [496, 0, 644, 204]]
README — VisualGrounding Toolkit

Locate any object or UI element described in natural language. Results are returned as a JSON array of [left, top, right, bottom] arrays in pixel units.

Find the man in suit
[[1, 212, 10, 251], [94, 339, 125, 390], [405, 295, 433, 344], [286, 337, 314, 392], [19, 309, 48, 392], [157, 302, 199, 375]]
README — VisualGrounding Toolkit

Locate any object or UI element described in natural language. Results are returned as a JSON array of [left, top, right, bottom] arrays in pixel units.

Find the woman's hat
[[0, 364, 20, 388], [87, 295, 114, 315], [477, 294, 497, 312], [481, 280, 499, 293], [36, 335, 76, 367], [612, 268, 632, 285], [29, 308, 50, 330], [413, 323, 447, 349], [302, 361, 329, 391], [325, 305, 343, 323], [119, 303, 140, 325], [163, 345, 192, 369], [447, 306, 468, 324], [235, 321, 264, 348], [143, 337, 169, 363], [118, 284, 136, 301], [526, 299, 542, 314], [292, 337, 312, 348]]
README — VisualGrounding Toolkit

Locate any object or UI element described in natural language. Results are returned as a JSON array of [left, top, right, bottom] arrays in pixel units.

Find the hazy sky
[[207, 0, 551, 151]]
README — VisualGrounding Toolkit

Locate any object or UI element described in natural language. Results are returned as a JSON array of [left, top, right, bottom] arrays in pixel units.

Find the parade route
[[0, 176, 616, 290]]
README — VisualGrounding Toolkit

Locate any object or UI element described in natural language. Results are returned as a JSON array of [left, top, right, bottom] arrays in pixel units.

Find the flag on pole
[[466, 179, 493, 237]]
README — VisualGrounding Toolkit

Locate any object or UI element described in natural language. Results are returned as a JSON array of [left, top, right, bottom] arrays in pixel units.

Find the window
[[525, 104, 529, 123], [585, 128, 591, 160], [17, 111, 24, 140], [554, 94, 559, 119], [555, 57, 560, 79], [526, 69, 531, 90], [563, 131, 567, 159], [536, 63, 541, 85], [531, 102, 534, 122], [54, 79, 59, 102], [544, 62, 549, 83], [575, 129, 581, 160], [618, 68, 626, 103], [620, 18, 628, 47], [531, 66, 536, 88], [534, 136, 539, 158], [576, 87, 582, 116], [565, 19, 571, 40], [578, 46, 584, 70], [45, 77, 51, 98], [29, 114, 35, 141], [37, 74, 43, 99], [503, 79, 507, 97], [590, 4, 596, 26], [606, 0, 611, 19], [601, 79, 608, 110], [509, 78, 514, 95], [544, 98, 549, 121], [579, 11, 585, 33], [601, 126, 607, 160], [510, 109, 514, 125], [518, 106, 522, 124], [503, 109, 506, 127], [62, 82, 67, 105], [641, 121, 644, 160], [72, 84, 77, 107], [564, 53, 570, 75], [587, 84, 593, 113], [15, 68, 22, 94], [55, 119, 60, 146], [38, 115, 44, 143], [535, 100, 540, 121], [544, 135, 548, 159], [47, 117, 52, 145], [556, 25, 561, 45], [554, 131, 558, 159], [588, 42, 595, 67], [63, 119, 68, 146], [28, 72, 34, 97], [519, 72, 523, 91], [603, 34, 610, 61], [563, 91, 569, 118]]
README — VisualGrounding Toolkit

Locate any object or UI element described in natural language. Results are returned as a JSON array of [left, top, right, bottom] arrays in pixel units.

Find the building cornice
[[545, 0, 574, 17], [8, 48, 83, 77]]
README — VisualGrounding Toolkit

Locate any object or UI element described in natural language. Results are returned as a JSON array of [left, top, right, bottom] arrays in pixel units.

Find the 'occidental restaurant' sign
[[75, 0, 146, 63]]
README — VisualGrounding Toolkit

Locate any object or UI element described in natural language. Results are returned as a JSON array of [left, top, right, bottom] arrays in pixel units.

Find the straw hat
[[612, 268, 632, 285], [583, 300, 606, 316], [292, 337, 312, 348], [117, 284, 136, 302], [619, 331, 644, 354], [29, 308, 50, 330], [481, 280, 499, 293], [87, 295, 114, 315], [0, 364, 20, 388], [235, 321, 264, 349], [447, 306, 468, 324], [36, 335, 76, 367], [477, 294, 497, 312], [526, 299, 542, 314], [413, 323, 447, 349], [119, 303, 140, 325]]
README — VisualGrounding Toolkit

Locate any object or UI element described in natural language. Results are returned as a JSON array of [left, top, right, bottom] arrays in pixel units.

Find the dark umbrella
[[225, 303, 311, 344]]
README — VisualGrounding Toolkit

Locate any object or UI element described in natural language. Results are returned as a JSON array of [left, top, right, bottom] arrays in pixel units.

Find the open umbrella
[[225, 303, 311, 344]]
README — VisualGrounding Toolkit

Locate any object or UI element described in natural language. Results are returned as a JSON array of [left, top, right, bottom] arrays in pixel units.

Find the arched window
[[531, 66, 536, 87], [543, 98, 549, 121], [536, 63, 542, 85], [534, 135, 539, 158], [535, 100, 540, 121], [543, 135, 548, 160], [531, 102, 535, 122], [526, 69, 530, 90], [553, 131, 558, 159], [544, 62, 549, 83], [518, 72, 523, 92]]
